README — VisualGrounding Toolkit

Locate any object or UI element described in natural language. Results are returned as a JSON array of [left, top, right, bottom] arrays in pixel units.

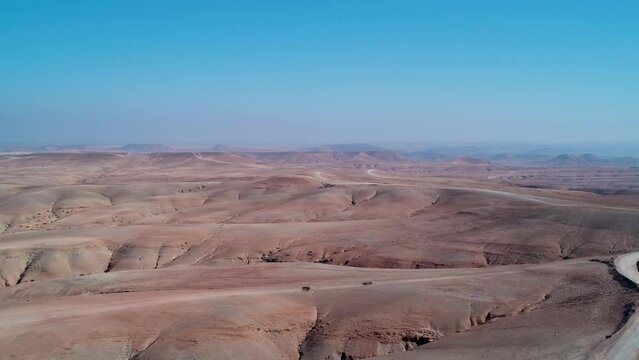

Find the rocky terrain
[[0, 151, 637, 359]]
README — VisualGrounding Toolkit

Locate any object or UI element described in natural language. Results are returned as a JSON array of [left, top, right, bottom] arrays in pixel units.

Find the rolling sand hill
[[0, 151, 638, 359]]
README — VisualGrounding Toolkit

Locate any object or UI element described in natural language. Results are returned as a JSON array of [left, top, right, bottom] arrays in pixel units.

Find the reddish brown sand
[[0, 152, 637, 359]]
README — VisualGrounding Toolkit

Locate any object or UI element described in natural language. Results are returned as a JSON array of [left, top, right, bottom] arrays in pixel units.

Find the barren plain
[[0, 151, 638, 360]]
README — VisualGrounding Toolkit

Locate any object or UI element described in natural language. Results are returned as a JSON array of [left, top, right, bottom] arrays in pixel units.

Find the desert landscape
[[3, 1, 638, 358], [0, 147, 637, 359]]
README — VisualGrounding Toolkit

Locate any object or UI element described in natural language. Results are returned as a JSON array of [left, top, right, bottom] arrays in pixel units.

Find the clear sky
[[1, 0, 637, 144]]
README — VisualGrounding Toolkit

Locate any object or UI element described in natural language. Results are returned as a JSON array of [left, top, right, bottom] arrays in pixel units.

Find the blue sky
[[1, 0, 637, 144]]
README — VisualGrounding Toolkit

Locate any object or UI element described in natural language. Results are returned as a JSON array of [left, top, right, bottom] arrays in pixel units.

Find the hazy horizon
[[3, 141, 639, 157], [2, 1, 638, 144]]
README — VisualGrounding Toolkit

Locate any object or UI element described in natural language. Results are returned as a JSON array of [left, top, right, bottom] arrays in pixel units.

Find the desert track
[[318, 169, 639, 212], [597, 252, 639, 360]]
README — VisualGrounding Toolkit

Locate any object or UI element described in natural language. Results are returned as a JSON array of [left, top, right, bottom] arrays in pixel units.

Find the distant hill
[[547, 154, 585, 166], [313, 143, 387, 153], [120, 144, 172, 153], [489, 153, 553, 164], [547, 153, 639, 167], [453, 157, 492, 165], [209, 144, 233, 152], [404, 151, 455, 162], [251, 149, 411, 168]]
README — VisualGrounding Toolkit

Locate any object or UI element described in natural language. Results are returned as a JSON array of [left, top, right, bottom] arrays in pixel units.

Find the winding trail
[[597, 252, 639, 360], [316, 169, 639, 213], [192, 152, 267, 169], [487, 170, 516, 180]]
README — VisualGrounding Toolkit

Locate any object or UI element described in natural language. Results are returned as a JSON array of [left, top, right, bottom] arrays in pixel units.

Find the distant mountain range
[[2, 143, 639, 168], [120, 144, 172, 153], [310, 143, 388, 153], [547, 153, 639, 167]]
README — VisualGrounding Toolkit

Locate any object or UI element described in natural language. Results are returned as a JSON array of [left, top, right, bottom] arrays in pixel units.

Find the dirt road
[[595, 252, 639, 360]]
